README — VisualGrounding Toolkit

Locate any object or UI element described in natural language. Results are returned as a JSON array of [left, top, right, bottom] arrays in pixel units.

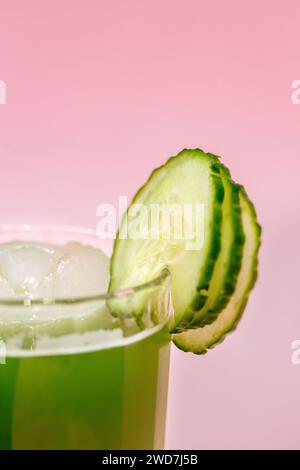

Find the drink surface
[[0, 239, 170, 450]]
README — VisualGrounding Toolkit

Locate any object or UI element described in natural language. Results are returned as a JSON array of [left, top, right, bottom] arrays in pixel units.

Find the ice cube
[[0, 242, 57, 298], [0, 240, 109, 300], [54, 242, 109, 298]]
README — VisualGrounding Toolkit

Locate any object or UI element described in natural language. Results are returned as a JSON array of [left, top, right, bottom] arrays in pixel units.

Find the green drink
[[0, 226, 171, 450], [0, 322, 170, 450]]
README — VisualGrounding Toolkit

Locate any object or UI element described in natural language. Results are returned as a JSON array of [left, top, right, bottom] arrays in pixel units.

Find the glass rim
[[0, 223, 171, 307]]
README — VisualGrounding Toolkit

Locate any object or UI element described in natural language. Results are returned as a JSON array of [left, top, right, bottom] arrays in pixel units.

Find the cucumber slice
[[187, 168, 245, 328], [172, 187, 261, 354], [109, 149, 224, 329]]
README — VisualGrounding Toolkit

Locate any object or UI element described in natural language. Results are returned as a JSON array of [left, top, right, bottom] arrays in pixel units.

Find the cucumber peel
[[187, 166, 245, 328], [172, 187, 261, 354]]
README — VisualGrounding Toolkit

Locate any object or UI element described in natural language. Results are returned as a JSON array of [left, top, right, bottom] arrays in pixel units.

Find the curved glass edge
[[4, 319, 171, 358], [0, 224, 173, 357], [0, 224, 170, 306]]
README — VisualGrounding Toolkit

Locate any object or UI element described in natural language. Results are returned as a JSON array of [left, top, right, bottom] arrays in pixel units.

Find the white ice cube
[[0, 240, 109, 300], [54, 242, 109, 298]]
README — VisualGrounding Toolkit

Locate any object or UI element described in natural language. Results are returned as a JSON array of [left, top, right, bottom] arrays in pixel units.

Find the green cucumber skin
[[189, 177, 245, 328], [189, 167, 224, 311], [109, 149, 225, 329], [185, 151, 224, 321], [211, 182, 245, 312], [172, 186, 261, 354]]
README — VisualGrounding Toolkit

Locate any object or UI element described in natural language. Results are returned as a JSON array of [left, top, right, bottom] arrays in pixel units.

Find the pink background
[[0, 0, 299, 449]]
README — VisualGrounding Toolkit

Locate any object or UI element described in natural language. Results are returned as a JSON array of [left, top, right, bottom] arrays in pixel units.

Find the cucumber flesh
[[172, 188, 261, 354], [109, 149, 224, 329], [188, 170, 245, 327]]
